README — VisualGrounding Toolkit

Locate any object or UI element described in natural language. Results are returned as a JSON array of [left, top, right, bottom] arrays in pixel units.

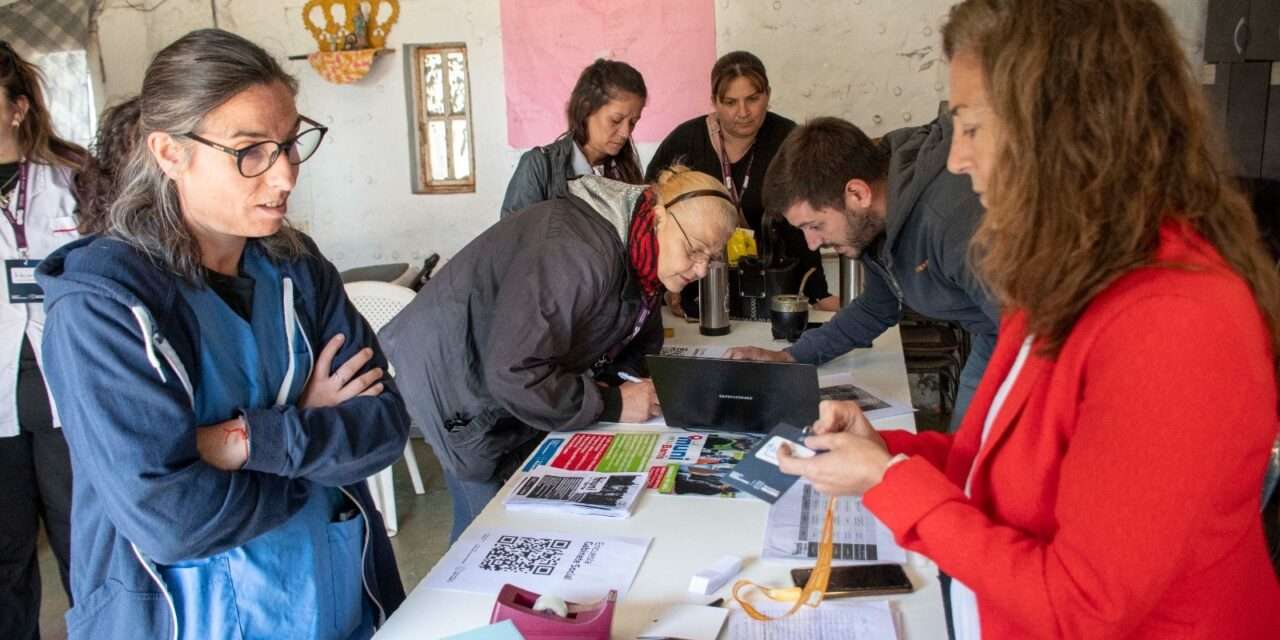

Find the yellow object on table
[[733, 496, 837, 620], [726, 227, 758, 267]]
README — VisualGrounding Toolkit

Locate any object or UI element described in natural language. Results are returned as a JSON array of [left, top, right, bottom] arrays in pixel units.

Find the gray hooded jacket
[[787, 116, 1000, 364]]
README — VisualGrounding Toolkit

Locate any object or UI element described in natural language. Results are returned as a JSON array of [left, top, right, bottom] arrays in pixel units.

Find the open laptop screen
[[646, 355, 820, 433]]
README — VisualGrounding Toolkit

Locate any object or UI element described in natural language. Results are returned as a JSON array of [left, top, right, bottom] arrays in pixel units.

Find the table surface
[[374, 310, 947, 639]]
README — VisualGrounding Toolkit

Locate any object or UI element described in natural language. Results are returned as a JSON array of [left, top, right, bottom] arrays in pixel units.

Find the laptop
[[645, 355, 820, 433]]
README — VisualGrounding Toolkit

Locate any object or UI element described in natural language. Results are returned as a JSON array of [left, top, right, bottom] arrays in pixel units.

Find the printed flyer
[[522, 430, 764, 499], [504, 470, 645, 518]]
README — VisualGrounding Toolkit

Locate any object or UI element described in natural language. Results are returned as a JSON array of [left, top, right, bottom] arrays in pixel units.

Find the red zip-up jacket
[[865, 220, 1280, 638]]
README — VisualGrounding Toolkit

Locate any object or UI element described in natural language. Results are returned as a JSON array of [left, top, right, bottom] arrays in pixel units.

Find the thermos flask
[[838, 255, 866, 306], [699, 260, 731, 336]]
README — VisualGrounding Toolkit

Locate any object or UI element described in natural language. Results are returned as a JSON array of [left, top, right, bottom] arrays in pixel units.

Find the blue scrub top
[[159, 246, 372, 640]]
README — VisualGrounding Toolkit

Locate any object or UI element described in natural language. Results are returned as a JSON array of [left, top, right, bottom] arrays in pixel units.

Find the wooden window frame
[[404, 42, 475, 194]]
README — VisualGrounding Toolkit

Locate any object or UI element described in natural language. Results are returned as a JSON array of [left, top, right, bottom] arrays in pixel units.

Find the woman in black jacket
[[382, 168, 737, 541], [500, 59, 646, 218]]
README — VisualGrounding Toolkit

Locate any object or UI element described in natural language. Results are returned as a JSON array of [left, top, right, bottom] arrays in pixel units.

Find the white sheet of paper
[[762, 479, 907, 565], [817, 372, 914, 422], [726, 599, 898, 639], [635, 604, 728, 640], [423, 529, 652, 602], [660, 344, 730, 359], [442, 619, 526, 640]]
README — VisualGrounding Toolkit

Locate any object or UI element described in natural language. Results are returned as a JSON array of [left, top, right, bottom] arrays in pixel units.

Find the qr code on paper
[[478, 535, 572, 575]]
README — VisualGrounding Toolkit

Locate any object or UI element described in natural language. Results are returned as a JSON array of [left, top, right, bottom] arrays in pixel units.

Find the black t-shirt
[[204, 269, 256, 322], [0, 162, 19, 199], [645, 112, 831, 302]]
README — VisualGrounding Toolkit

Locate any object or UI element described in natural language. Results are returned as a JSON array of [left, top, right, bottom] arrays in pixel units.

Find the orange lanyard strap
[[732, 496, 837, 621]]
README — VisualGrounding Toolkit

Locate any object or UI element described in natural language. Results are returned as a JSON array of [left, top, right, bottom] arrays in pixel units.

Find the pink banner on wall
[[499, 0, 717, 148]]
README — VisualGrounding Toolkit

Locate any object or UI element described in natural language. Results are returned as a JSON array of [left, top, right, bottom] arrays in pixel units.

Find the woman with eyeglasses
[[381, 166, 738, 541], [0, 41, 85, 640], [35, 29, 410, 639]]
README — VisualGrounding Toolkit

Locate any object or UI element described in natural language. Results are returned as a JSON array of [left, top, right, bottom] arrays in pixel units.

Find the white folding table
[[373, 309, 947, 639]]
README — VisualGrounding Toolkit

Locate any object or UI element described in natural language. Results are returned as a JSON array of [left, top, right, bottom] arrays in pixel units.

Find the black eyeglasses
[[667, 210, 714, 267], [664, 189, 732, 266], [182, 115, 328, 178]]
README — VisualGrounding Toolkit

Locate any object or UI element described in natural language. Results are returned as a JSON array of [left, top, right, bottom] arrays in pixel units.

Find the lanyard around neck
[[716, 123, 756, 210], [1, 162, 30, 255]]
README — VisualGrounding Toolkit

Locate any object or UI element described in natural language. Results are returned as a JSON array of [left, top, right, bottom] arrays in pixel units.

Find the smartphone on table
[[790, 564, 914, 598]]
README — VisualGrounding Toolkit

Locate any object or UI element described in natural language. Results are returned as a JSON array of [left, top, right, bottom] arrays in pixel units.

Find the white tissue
[[532, 593, 569, 618]]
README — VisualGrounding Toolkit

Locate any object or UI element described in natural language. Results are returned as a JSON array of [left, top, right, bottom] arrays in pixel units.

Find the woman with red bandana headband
[[382, 166, 738, 541]]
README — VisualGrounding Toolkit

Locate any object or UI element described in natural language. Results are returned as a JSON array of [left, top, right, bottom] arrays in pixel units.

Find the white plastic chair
[[344, 281, 426, 536]]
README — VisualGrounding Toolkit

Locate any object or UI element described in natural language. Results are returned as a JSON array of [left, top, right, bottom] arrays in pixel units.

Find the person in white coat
[[0, 41, 83, 640]]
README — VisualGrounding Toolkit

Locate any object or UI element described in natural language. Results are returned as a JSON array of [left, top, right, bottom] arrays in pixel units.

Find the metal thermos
[[838, 256, 866, 306], [699, 260, 731, 336]]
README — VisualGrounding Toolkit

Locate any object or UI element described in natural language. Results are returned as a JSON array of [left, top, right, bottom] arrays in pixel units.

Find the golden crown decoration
[[302, 0, 400, 52]]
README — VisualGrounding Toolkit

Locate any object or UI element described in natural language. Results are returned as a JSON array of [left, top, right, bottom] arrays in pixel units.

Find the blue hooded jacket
[[36, 234, 409, 639]]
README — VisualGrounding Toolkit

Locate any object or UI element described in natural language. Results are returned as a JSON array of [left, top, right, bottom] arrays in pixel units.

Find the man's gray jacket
[[787, 117, 1000, 364]]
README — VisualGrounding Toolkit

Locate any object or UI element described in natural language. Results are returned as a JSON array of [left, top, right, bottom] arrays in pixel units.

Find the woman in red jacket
[[779, 1, 1280, 638]]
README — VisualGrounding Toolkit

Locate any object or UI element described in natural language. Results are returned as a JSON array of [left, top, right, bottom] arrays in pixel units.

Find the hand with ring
[[298, 334, 385, 409]]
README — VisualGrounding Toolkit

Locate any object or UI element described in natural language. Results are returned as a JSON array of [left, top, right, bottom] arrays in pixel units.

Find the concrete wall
[[91, 0, 1210, 269]]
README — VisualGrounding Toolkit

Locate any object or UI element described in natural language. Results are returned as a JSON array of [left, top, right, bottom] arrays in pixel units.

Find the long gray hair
[[104, 28, 307, 282]]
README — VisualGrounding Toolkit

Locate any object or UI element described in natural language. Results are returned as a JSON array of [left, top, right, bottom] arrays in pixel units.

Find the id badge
[[6, 259, 43, 303], [723, 423, 816, 503]]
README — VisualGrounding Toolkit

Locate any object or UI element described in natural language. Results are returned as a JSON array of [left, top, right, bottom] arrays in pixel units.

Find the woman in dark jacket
[[38, 30, 408, 639], [500, 59, 646, 218], [647, 51, 837, 313], [382, 167, 738, 541]]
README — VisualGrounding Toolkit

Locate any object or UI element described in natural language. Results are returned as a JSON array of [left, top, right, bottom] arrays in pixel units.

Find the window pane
[[408, 44, 476, 191], [447, 51, 467, 115], [34, 50, 95, 148], [428, 120, 449, 181], [451, 119, 471, 179], [423, 53, 444, 116]]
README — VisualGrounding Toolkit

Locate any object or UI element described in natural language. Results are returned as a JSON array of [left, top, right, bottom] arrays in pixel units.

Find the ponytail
[[76, 98, 142, 235]]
